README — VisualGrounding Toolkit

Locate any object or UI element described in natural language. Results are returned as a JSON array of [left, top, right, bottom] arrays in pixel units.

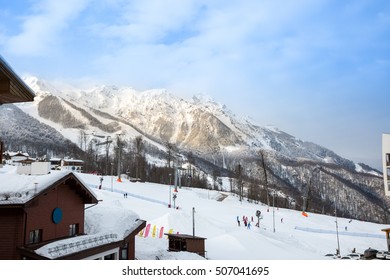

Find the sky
[[0, 0, 389, 169]]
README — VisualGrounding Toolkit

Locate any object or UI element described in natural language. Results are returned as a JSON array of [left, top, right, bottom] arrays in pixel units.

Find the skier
[[237, 216, 240, 226], [247, 222, 251, 229]]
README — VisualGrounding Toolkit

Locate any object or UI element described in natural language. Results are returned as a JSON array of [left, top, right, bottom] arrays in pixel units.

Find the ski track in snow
[[294, 226, 385, 239]]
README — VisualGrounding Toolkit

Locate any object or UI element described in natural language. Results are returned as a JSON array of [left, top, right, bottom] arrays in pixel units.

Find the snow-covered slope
[[0, 164, 387, 260], [72, 171, 388, 260]]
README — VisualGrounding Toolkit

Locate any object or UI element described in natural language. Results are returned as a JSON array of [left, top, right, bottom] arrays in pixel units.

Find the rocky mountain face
[[0, 103, 82, 158], [0, 76, 388, 223]]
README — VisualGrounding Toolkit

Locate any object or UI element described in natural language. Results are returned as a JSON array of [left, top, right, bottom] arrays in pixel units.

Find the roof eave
[[0, 55, 35, 105]]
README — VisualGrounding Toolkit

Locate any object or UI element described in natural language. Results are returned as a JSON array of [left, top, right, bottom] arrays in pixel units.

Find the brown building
[[381, 228, 390, 251], [166, 233, 206, 258], [0, 170, 145, 260]]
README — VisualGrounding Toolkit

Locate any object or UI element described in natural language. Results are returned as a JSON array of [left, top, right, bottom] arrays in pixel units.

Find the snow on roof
[[84, 199, 141, 239], [0, 165, 97, 205], [62, 158, 84, 163], [0, 167, 72, 205], [4, 151, 29, 157], [35, 199, 142, 259]]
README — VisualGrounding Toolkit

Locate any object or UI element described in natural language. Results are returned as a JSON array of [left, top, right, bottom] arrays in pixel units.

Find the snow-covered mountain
[[21, 76, 367, 169], [1, 76, 388, 224]]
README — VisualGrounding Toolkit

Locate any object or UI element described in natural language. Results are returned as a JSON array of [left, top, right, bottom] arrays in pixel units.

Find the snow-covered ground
[[76, 172, 389, 260]]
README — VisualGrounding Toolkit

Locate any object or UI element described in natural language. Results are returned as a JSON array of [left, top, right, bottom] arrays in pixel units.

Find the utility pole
[[174, 165, 178, 192], [168, 173, 172, 207], [192, 207, 196, 237], [272, 190, 276, 233], [116, 133, 124, 182], [95, 135, 112, 175], [335, 196, 341, 256], [111, 163, 114, 192]]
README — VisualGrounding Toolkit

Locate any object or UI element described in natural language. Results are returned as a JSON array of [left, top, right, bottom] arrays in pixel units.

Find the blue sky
[[0, 0, 389, 169]]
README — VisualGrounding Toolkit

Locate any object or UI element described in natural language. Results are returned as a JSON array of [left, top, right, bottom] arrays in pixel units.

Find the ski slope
[[77, 172, 389, 260]]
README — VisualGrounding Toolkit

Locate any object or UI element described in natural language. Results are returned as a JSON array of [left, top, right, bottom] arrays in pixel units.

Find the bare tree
[[258, 149, 270, 207], [165, 141, 176, 169], [236, 163, 243, 202], [78, 130, 90, 151], [134, 136, 144, 180]]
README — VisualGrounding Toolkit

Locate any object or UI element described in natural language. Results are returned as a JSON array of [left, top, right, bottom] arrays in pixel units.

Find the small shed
[[381, 228, 390, 251], [165, 233, 206, 258]]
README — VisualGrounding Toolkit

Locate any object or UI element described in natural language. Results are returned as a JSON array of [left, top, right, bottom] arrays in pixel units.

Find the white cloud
[[95, 0, 202, 44], [5, 0, 91, 56]]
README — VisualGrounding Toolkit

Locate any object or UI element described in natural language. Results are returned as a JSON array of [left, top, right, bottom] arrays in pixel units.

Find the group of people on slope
[[237, 215, 252, 229]]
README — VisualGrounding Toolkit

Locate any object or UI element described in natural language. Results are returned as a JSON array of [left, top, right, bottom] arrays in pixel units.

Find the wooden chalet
[[165, 233, 206, 258], [0, 171, 145, 260]]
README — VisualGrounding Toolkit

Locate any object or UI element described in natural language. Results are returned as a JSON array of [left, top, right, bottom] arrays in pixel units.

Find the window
[[29, 229, 42, 244], [387, 154, 390, 166], [104, 253, 116, 260], [69, 224, 79, 236], [120, 243, 128, 260]]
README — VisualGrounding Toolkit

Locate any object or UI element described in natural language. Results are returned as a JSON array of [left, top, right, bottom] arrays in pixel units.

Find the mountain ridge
[[0, 76, 387, 223], [22, 76, 369, 171]]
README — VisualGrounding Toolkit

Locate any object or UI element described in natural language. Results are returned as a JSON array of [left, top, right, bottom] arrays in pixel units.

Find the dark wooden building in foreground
[[0, 171, 145, 260], [166, 233, 206, 258]]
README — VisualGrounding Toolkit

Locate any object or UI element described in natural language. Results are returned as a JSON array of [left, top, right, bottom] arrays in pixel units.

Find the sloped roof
[[0, 55, 35, 104], [17, 196, 146, 259], [165, 233, 206, 240], [0, 169, 98, 206]]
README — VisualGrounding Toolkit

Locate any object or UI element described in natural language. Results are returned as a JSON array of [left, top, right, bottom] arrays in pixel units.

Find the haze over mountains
[[0, 76, 388, 224]]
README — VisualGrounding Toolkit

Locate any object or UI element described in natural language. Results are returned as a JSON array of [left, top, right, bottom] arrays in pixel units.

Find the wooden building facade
[[0, 172, 145, 260], [166, 233, 206, 258], [381, 228, 390, 251]]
